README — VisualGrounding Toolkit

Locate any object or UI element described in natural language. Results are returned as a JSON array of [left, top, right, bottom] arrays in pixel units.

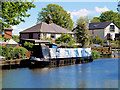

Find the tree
[[13, 35, 19, 42], [91, 35, 103, 45], [76, 16, 91, 25], [55, 33, 75, 46], [24, 41, 34, 51], [37, 4, 74, 31], [99, 11, 120, 28], [90, 17, 100, 23], [74, 17, 89, 47], [1, 0, 35, 31]]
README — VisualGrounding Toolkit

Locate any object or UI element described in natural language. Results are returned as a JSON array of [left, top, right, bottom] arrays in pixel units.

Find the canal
[[1, 58, 119, 88]]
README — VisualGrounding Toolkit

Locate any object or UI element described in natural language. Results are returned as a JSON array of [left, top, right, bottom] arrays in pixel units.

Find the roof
[[6, 39, 18, 45], [20, 22, 74, 34], [89, 22, 112, 30], [4, 28, 13, 30], [0, 40, 8, 45]]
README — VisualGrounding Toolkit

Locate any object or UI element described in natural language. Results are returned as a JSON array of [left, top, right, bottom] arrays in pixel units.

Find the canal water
[[1, 58, 119, 88]]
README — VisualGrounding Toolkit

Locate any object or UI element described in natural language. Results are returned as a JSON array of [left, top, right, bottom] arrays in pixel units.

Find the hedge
[[91, 50, 100, 59], [1, 46, 28, 60]]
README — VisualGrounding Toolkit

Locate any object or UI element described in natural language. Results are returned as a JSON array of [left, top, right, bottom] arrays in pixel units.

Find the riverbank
[[1, 57, 93, 69], [93, 53, 120, 60]]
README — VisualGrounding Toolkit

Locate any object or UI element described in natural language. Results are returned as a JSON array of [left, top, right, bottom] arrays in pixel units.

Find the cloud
[[12, 26, 23, 35], [11, 26, 17, 29], [95, 6, 109, 12], [18, 29, 23, 32], [68, 9, 92, 19]]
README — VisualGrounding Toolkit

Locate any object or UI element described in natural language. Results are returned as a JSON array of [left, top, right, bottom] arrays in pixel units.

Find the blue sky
[[12, 1, 119, 35]]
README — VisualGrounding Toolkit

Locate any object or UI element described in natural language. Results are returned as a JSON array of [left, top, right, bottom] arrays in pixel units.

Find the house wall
[[20, 33, 29, 39], [4, 30, 12, 39], [104, 23, 120, 40], [89, 29, 105, 39], [33, 33, 39, 39], [41, 33, 61, 39], [20, 33, 73, 40], [55, 34, 61, 38]]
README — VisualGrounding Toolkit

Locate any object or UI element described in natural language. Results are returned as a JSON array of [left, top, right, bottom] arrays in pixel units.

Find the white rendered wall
[[105, 23, 120, 40]]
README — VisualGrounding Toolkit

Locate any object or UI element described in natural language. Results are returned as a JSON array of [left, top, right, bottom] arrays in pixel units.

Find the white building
[[89, 22, 120, 40]]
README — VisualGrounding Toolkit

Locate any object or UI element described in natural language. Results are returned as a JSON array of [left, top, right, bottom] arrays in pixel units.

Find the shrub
[[19, 47, 28, 58], [13, 47, 21, 59], [2, 46, 9, 59], [24, 41, 34, 51], [8, 47, 14, 59], [91, 50, 100, 59], [1, 46, 28, 60], [55, 33, 75, 47], [90, 35, 103, 45]]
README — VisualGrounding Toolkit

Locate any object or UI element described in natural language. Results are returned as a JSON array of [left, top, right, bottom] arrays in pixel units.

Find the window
[[43, 33, 46, 39], [51, 34, 55, 38], [110, 25, 115, 32], [38, 33, 41, 39], [29, 33, 33, 39], [92, 30, 94, 34]]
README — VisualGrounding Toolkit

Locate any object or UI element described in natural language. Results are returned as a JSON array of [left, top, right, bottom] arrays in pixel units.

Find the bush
[[1, 46, 28, 60], [90, 35, 103, 45], [19, 47, 28, 58], [91, 50, 100, 59], [24, 41, 34, 51], [13, 47, 21, 59], [8, 47, 14, 59], [55, 33, 75, 47], [2, 46, 9, 59]]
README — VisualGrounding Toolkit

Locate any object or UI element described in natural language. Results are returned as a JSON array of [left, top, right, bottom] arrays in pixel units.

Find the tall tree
[[1, 0, 35, 31], [74, 17, 89, 47], [99, 11, 120, 28], [37, 4, 74, 31], [90, 17, 100, 23]]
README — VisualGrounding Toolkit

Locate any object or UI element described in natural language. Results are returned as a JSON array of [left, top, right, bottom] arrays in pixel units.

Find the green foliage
[[13, 47, 21, 59], [37, 4, 74, 31], [2, 36, 10, 42], [12, 35, 19, 42], [24, 41, 34, 51], [91, 11, 120, 28], [91, 50, 100, 59], [1, 46, 28, 60], [55, 33, 75, 47], [8, 47, 14, 59], [74, 17, 89, 47], [76, 16, 91, 25], [90, 35, 104, 45], [1, 0, 36, 31], [90, 17, 100, 23], [99, 11, 120, 28], [2, 46, 9, 59], [45, 37, 53, 44]]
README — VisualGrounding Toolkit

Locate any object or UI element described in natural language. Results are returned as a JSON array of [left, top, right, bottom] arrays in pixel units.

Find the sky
[[12, 1, 119, 35]]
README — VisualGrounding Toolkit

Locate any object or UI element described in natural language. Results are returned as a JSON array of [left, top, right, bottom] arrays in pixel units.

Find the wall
[[104, 23, 120, 40], [20, 33, 29, 39], [55, 34, 61, 38], [89, 29, 105, 39], [33, 33, 39, 39]]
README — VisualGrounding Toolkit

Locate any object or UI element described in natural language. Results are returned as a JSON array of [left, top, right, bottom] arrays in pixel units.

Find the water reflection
[[2, 58, 118, 88]]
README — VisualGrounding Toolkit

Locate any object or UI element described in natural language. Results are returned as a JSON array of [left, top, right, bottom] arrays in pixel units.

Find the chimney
[[45, 19, 51, 24], [4, 28, 13, 39]]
